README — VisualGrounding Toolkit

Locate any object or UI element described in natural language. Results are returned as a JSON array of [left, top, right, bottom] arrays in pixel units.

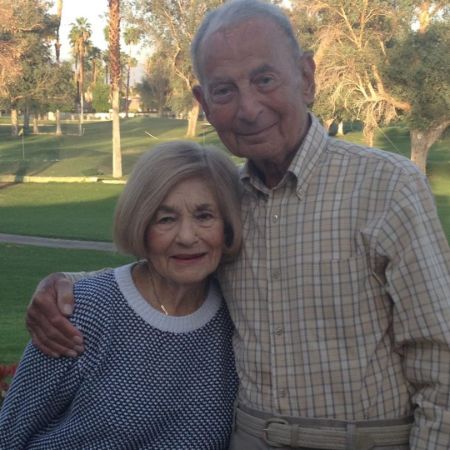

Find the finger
[[26, 310, 84, 356], [55, 278, 76, 317], [30, 329, 73, 358]]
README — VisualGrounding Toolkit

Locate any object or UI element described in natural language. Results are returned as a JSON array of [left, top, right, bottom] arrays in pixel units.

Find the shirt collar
[[240, 114, 328, 197]]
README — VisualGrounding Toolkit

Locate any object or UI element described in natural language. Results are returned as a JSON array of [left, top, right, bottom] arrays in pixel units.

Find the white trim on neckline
[[114, 263, 223, 333]]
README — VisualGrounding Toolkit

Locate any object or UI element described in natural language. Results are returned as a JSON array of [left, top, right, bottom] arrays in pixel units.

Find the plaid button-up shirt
[[218, 115, 450, 449]]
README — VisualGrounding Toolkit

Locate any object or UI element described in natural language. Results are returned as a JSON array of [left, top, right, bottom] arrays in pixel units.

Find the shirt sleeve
[[376, 171, 450, 450], [0, 343, 82, 449], [62, 268, 111, 283]]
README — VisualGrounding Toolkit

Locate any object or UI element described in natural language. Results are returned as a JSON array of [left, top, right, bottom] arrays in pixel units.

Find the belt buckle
[[263, 417, 289, 448]]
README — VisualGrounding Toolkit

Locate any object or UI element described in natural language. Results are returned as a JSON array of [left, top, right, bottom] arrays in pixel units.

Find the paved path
[[0, 233, 115, 252]]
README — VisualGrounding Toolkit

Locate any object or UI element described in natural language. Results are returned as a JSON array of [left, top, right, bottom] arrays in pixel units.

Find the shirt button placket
[[267, 192, 286, 413]]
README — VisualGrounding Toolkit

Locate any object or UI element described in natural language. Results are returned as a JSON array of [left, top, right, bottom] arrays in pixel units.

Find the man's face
[[193, 18, 315, 176]]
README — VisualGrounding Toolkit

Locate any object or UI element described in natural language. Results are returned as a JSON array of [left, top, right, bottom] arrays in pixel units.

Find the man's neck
[[249, 114, 312, 188]]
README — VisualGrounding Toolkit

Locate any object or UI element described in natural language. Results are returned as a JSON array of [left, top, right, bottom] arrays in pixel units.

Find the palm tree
[[109, 0, 122, 178], [69, 17, 92, 135], [54, 0, 63, 135], [123, 27, 140, 118]]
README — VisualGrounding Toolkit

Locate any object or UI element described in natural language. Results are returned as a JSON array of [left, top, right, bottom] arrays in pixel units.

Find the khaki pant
[[229, 405, 410, 450], [229, 428, 409, 450]]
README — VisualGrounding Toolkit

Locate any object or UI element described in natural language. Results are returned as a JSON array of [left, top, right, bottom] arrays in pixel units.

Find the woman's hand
[[26, 273, 84, 357]]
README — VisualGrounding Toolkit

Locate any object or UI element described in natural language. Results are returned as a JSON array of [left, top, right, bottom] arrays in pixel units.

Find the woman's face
[[146, 177, 225, 288]]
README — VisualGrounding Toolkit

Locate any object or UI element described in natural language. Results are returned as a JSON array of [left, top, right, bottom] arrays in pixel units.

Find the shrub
[[0, 363, 17, 407]]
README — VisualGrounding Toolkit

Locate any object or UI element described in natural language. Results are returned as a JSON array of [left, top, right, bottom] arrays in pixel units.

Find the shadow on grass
[[0, 183, 124, 241]]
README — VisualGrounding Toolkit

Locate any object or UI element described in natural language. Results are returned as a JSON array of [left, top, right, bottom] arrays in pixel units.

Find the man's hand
[[26, 273, 84, 357]]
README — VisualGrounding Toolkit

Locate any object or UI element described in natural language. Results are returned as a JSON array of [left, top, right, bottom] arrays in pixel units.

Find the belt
[[235, 407, 412, 449]]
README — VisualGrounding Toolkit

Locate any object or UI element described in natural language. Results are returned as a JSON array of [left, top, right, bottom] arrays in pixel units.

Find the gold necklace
[[147, 266, 169, 316]]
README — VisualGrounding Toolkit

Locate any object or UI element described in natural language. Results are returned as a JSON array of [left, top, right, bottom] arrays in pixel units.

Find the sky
[[49, 1, 145, 83], [51, 1, 109, 61]]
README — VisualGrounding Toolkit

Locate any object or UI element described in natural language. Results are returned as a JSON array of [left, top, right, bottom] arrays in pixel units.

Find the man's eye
[[213, 86, 230, 96], [211, 85, 233, 102], [256, 75, 275, 89]]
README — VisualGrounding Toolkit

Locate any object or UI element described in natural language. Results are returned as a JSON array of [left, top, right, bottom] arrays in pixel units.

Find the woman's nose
[[176, 218, 199, 245]]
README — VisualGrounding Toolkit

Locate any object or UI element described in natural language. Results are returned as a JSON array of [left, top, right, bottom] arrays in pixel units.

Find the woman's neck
[[132, 262, 207, 316]]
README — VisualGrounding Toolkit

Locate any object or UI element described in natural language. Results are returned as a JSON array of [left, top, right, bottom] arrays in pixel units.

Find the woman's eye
[[157, 216, 175, 224], [196, 212, 214, 221]]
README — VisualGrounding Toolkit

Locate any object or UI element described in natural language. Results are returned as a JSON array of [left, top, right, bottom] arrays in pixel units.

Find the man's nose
[[236, 88, 262, 123]]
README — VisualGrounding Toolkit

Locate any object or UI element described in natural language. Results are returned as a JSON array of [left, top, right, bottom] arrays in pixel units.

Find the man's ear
[[300, 51, 316, 106], [192, 85, 210, 118]]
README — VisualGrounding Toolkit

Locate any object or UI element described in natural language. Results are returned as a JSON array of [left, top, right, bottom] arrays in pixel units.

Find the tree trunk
[[125, 65, 130, 118], [186, 102, 199, 138], [410, 121, 450, 174], [363, 126, 375, 147], [79, 95, 84, 136], [56, 109, 62, 136], [11, 108, 18, 136], [109, 0, 122, 178], [33, 114, 39, 134], [337, 121, 344, 136], [323, 118, 334, 133], [112, 88, 122, 177], [23, 106, 30, 134]]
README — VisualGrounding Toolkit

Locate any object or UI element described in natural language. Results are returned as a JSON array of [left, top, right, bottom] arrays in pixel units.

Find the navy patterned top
[[0, 264, 238, 449]]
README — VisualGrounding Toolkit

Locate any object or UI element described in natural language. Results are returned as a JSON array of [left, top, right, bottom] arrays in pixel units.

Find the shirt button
[[272, 214, 279, 223], [279, 389, 287, 398], [272, 269, 281, 280], [274, 327, 283, 336]]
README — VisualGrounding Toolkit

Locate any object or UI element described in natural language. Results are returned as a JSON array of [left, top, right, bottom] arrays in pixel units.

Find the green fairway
[[0, 243, 132, 364], [0, 117, 228, 178], [0, 183, 123, 240]]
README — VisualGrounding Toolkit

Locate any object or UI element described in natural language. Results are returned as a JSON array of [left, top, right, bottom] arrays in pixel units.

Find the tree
[[135, 51, 171, 116], [383, 22, 450, 172], [123, 0, 224, 137], [0, 0, 58, 135], [290, 0, 411, 147], [290, 0, 450, 173], [123, 26, 140, 118], [109, 0, 122, 178], [92, 82, 110, 112], [0, 0, 32, 96], [69, 17, 92, 135], [54, 0, 63, 135], [83, 45, 104, 108]]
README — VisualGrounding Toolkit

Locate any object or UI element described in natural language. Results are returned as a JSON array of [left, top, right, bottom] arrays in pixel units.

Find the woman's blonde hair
[[113, 141, 242, 262]]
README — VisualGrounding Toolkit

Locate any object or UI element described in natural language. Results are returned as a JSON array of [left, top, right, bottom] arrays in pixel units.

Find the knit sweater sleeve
[[0, 341, 83, 449], [0, 275, 111, 449]]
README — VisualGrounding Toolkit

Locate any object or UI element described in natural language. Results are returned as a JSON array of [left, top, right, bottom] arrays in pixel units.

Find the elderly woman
[[0, 142, 242, 449]]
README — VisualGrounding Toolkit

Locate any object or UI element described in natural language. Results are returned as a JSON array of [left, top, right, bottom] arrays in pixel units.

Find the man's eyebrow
[[250, 64, 277, 78], [208, 77, 233, 87]]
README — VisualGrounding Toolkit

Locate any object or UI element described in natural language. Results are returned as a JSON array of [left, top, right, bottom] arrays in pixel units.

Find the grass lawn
[[0, 243, 132, 364], [0, 119, 448, 364], [0, 183, 123, 240], [0, 116, 230, 178]]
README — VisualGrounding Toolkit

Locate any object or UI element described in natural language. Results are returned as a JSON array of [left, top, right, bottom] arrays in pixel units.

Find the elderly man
[[25, 1, 450, 449]]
